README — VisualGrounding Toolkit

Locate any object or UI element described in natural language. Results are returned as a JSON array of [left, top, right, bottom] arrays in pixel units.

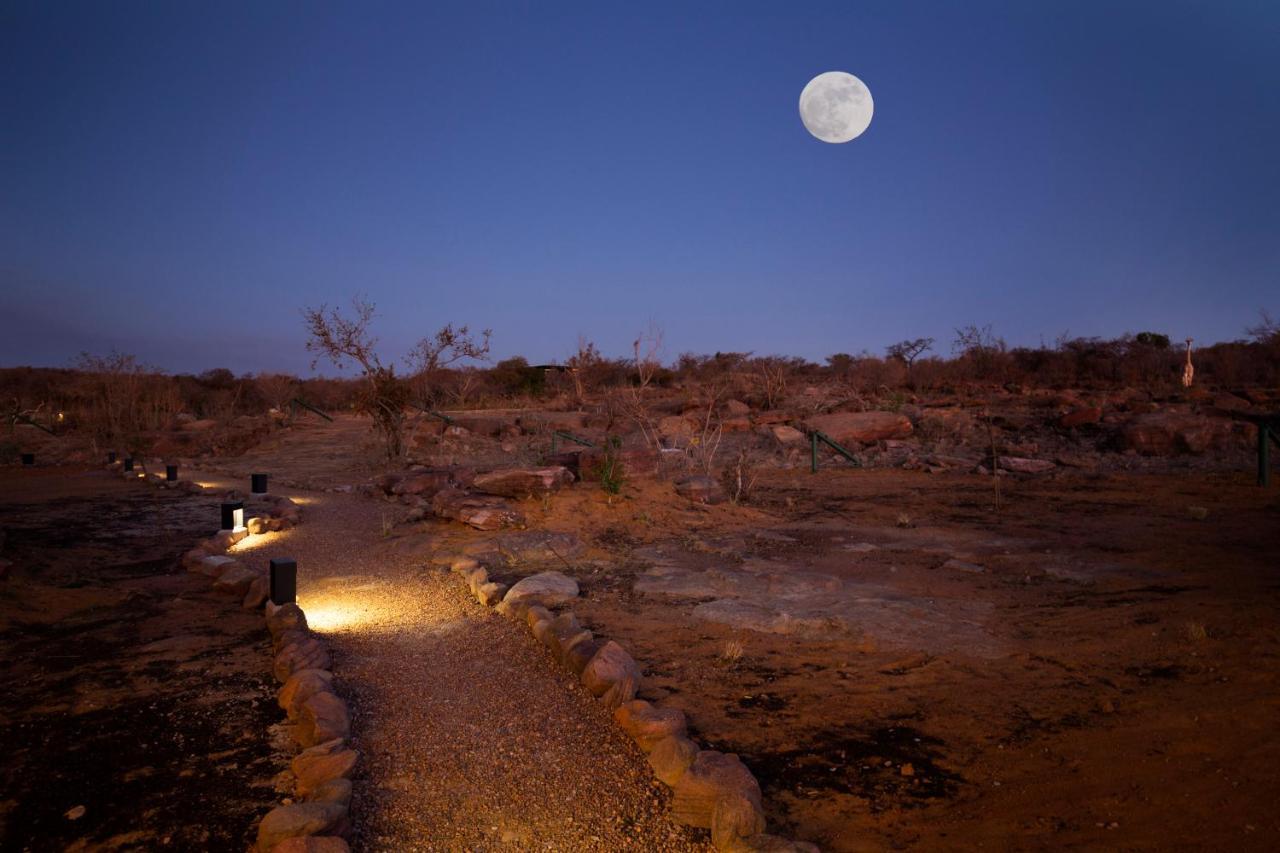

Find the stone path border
[[122, 460, 357, 852], [443, 554, 821, 853]]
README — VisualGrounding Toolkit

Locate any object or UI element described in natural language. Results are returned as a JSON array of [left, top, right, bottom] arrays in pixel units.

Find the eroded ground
[[0, 469, 279, 851]]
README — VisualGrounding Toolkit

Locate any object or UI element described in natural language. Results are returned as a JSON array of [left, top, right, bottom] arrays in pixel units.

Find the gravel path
[[201, 471, 706, 851]]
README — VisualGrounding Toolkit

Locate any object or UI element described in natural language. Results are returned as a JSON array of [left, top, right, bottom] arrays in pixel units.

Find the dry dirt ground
[[7, 411, 1279, 851], [0, 467, 280, 850], [221, 413, 1279, 851]]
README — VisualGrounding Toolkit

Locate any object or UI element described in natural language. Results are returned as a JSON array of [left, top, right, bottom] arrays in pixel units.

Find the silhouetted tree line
[[3, 313, 1276, 447]]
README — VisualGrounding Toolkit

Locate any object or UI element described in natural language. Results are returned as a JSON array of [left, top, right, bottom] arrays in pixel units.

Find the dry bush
[[718, 638, 745, 667], [304, 298, 489, 460], [721, 446, 768, 505]]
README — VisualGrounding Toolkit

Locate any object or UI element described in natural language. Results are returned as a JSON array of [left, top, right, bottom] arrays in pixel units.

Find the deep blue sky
[[2, 1, 1277, 375]]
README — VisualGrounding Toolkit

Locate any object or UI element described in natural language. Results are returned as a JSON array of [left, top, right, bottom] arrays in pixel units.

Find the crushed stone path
[[196, 469, 706, 851]]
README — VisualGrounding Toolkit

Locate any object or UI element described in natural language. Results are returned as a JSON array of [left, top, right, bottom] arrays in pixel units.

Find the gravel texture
[[200, 471, 707, 851]]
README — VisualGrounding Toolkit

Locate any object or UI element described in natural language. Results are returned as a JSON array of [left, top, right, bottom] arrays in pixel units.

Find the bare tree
[[755, 358, 789, 409], [406, 323, 491, 408], [952, 325, 1007, 381], [255, 373, 299, 416], [303, 299, 411, 460], [566, 336, 604, 408], [1246, 309, 1279, 345], [885, 337, 934, 386], [633, 321, 664, 389], [74, 350, 147, 448], [305, 299, 491, 459]]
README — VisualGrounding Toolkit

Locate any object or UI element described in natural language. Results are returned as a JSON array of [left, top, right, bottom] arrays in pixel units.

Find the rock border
[[157, 472, 356, 853], [442, 556, 820, 853]]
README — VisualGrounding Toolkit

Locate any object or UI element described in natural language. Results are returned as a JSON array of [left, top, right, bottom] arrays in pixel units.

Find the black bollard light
[[124, 457, 134, 472], [166, 464, 178, 482], [269, 558, 297, 605], [251, 473, 268, 495], [107, 451, 117, 464], [220, 500, 245, 531], [21, 453, 34, 466]]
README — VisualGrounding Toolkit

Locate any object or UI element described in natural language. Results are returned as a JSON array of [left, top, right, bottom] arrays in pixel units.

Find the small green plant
[[600, 435, 626, 496]]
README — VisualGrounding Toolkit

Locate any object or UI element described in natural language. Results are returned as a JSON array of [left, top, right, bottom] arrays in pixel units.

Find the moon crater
[[799, 71, 874, 143]]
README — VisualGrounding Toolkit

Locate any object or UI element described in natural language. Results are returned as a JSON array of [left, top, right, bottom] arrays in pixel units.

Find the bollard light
[[108, 451, 117, 464], [21, 453, 34, 466], [251, 473, 268, 495], [166, 464, 178, 482], [221, 501, 245, 531], [269, 558, 297, 605], [124, 457, 134, 472]]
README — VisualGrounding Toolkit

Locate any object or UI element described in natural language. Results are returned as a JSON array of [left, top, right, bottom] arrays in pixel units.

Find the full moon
[[799, 71, 874, 143]]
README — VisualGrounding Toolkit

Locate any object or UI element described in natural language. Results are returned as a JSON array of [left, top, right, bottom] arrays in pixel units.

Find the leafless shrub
[[633, 321, 664, 389], [722, 447, 766, 505]]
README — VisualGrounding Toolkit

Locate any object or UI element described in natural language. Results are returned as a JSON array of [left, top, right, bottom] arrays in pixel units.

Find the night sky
[[2, 1, 1277, 375]]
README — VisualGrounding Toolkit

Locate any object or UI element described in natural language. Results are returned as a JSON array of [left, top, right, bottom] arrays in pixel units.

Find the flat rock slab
[[472, 466, 574, 498], [691, 599, 843, 635], [431, 489, 526, 531], [491, 531, 584, 563]]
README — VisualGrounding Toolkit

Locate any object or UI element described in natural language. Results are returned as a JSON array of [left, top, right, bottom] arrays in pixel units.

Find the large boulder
[[472, 466, 574, 498], [390, 471, 454, 498], [1123, 412, 1233, 455], [501, 571, 580, 609], [803, 411, 912, 445], [431, 489, 526, 531]]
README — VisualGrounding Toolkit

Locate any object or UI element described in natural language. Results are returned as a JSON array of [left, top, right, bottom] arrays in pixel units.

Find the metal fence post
[[1261, 423, 1271, 487]]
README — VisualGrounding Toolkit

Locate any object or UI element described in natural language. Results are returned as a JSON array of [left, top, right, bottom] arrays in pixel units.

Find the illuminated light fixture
[[107, 451, 117, 464], [123, 458, 134, 472], [166, 464, 178, 482], [21, 453, 34, 466], [56, 412, 65, 423], [269, 558, 297, 605], [221, 501, 246, 531], [251, 473, 268, 495]]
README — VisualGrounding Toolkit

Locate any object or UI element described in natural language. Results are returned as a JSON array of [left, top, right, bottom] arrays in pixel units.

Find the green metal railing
[[550, 430, 596, 454], [1226, 410, 1279, 487], [10, 411, 56, 435], [809, 430, 861, 473], [290, 398, 333, 422], [1259, 421, 1277, 487]]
